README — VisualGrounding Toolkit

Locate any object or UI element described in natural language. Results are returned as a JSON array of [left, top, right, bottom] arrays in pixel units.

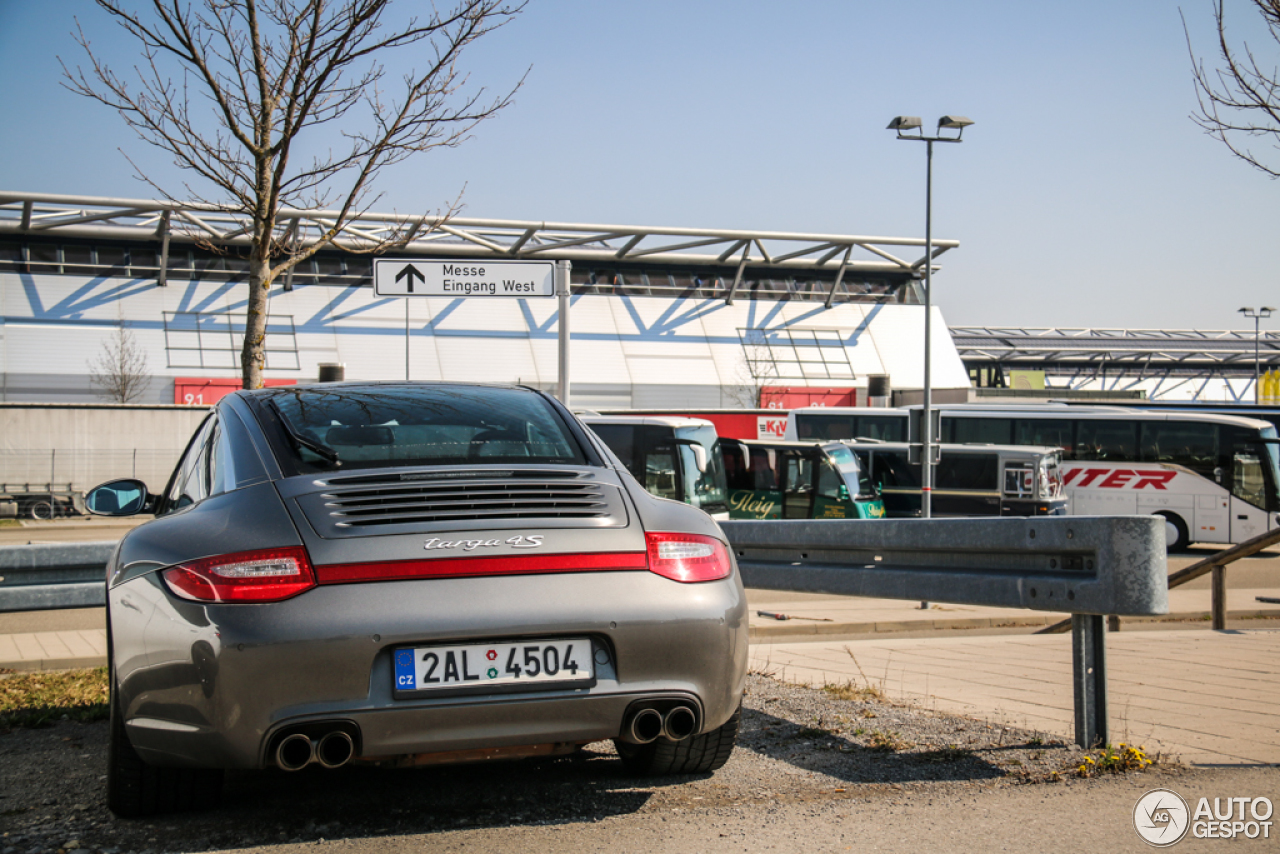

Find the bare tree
[[727, 331, 779, 408], [1185, 1, 1280, 177], [90, 325, 152, 402], [64, 0, 526, 389]]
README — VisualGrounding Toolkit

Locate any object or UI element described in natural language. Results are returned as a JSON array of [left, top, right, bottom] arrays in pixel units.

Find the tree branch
[[1184, 1, 1280, 178]]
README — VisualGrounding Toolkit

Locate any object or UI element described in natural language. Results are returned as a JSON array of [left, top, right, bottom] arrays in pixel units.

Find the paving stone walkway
[[750, 628, 1280, 766]]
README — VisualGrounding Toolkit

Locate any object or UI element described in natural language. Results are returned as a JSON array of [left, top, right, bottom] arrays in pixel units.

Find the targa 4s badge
[[424, 535, 544, 552]]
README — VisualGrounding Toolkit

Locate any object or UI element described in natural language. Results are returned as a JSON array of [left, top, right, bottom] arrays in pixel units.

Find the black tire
[[1156, 511, 1190, 552], [107, 664, 224, 817], [614, 703, 740, 776], [28, 500, 55, 520]]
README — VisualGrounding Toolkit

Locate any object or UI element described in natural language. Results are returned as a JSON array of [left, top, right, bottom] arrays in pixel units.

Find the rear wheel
[[614, 702, 740, 776], [1156, 511, 1190, 552], [107, 659, 223, 817]]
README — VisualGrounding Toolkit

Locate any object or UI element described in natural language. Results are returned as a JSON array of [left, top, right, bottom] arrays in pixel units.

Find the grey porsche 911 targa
[[86, 382, 748, 817]]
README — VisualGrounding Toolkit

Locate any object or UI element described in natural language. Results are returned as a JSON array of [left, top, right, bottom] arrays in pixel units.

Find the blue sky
[[0, 0, 1274, 331]]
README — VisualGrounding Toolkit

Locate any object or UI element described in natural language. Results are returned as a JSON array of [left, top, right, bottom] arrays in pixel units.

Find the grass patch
[[866, 730, 913, 753], [0, 519, 21, 528], [0, 667, 109, 729], [821, 680, 885, 702]]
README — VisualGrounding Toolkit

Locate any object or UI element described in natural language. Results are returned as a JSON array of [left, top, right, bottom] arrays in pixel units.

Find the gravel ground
[[0, 674, 1190, 854]]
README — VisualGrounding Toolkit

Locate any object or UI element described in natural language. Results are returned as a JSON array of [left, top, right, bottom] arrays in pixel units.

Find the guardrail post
[[1071, 613, 1107, 748], [1211, 565, 1227, 630]]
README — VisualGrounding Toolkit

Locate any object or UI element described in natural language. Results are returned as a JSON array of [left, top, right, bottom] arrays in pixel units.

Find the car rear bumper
[[112, 568, 748, 769]]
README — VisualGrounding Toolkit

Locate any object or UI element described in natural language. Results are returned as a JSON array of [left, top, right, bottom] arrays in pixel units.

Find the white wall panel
[[862, 305, 969, 389], [2, 272, 973, 403]]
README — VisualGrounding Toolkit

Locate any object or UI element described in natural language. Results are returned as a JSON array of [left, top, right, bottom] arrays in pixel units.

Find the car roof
[[237, 380, 536, 399]]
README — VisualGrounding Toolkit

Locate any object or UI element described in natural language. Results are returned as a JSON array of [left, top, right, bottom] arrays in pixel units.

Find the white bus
[[581, 415, 731, 520], [786, 405, 1280, 550]]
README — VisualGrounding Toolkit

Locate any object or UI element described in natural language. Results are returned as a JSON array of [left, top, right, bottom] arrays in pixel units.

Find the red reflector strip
[[315, 551, 649, 585]]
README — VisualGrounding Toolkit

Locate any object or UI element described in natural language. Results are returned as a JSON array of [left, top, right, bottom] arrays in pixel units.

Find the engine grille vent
[[323, 477, 611, 528]]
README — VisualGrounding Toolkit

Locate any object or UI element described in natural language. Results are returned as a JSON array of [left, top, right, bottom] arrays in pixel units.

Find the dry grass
[[866, 730, 913, 752], [821, 680, 885, 702], [0, 667, 109, 729]]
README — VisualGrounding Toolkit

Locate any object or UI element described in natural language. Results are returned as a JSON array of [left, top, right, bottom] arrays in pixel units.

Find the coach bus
[[1059, 399, 1280, 434], [581, 415, 730, 519], [786, 405, 1280, 549], [841, 441, 1067, 519], [719, 438, 885, 520]]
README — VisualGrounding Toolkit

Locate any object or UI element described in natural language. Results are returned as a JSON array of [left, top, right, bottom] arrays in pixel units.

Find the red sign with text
[[758, 386, 857, 409], [174, 377, 297, 406], [1061, 467, 1179, 489]]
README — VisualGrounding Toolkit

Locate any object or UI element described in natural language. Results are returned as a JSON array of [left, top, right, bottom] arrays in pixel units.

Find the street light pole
[[1239, 306, 1275, 404], [888, 115, 973, 519], [923, 136, 933, 518]]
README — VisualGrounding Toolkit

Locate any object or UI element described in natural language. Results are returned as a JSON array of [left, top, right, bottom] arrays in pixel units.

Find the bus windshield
[[1234, 425, 1280, 512], [675, 425, 729, 515], [825, 443, 875, 499]]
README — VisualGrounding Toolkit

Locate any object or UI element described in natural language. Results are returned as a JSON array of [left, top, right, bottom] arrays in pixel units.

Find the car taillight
[[645, 532, 732, 583], [162, 547, 316, 603]]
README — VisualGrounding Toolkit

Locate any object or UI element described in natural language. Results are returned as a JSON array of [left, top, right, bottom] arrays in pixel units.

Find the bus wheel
[[28, 500, 55, 521], [1155, 512, 1189, 552]]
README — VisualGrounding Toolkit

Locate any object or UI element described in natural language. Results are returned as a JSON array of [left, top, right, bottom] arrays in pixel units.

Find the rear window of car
[[261, 385, 588, 473]]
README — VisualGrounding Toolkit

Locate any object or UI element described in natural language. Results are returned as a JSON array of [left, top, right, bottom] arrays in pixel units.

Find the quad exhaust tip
[[276, 733, 314, 771], [663, 706, 697, 741], [316, 731, 355, 769], [624, 705, 698, 744], [628, 708, 664, 744], [275, 728, 356, 771]]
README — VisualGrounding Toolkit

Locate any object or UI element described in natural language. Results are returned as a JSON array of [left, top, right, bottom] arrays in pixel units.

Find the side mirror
[[86, 479, 153, 516], [689, 443, 708, 473], [673, 437, 710, 473]]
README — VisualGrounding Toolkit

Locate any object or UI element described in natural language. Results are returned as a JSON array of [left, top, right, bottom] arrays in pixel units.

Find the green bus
[[719, 438, 885, 520]]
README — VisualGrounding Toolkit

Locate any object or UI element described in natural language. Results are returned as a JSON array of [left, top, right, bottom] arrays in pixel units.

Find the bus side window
[[951, 417, 1013, 445], [1015, 419, 1073, 457], [1075, 420, 1137, 461], [936, 454, 998, 491], [878, 452, 920, 488], [1004, 464, 1032, 495], [1139, 421, 1218, 471], [640, 425, 680, 501], [801, 415, 853, 441], [856, 416, 904, 441], [722, 442, 752, 490], [590, 424, 641, 480]]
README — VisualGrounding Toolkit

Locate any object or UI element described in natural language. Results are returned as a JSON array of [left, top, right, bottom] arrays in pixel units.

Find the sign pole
[[556, 260, 572, 405], [405, 298, 410, 381]]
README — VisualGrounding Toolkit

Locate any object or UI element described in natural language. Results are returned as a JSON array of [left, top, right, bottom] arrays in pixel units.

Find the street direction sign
[[373, 259, 555, 298]]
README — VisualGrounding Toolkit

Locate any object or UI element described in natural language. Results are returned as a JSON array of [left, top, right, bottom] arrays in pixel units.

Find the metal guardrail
[[1036, 524, 1280, 634], [721, 515, 1168, 748], [1, 517, 1167, 748], [0, 542, 113, 612]]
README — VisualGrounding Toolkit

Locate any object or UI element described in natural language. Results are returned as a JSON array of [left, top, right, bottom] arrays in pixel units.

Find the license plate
[[393, 638, 595, 695]]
